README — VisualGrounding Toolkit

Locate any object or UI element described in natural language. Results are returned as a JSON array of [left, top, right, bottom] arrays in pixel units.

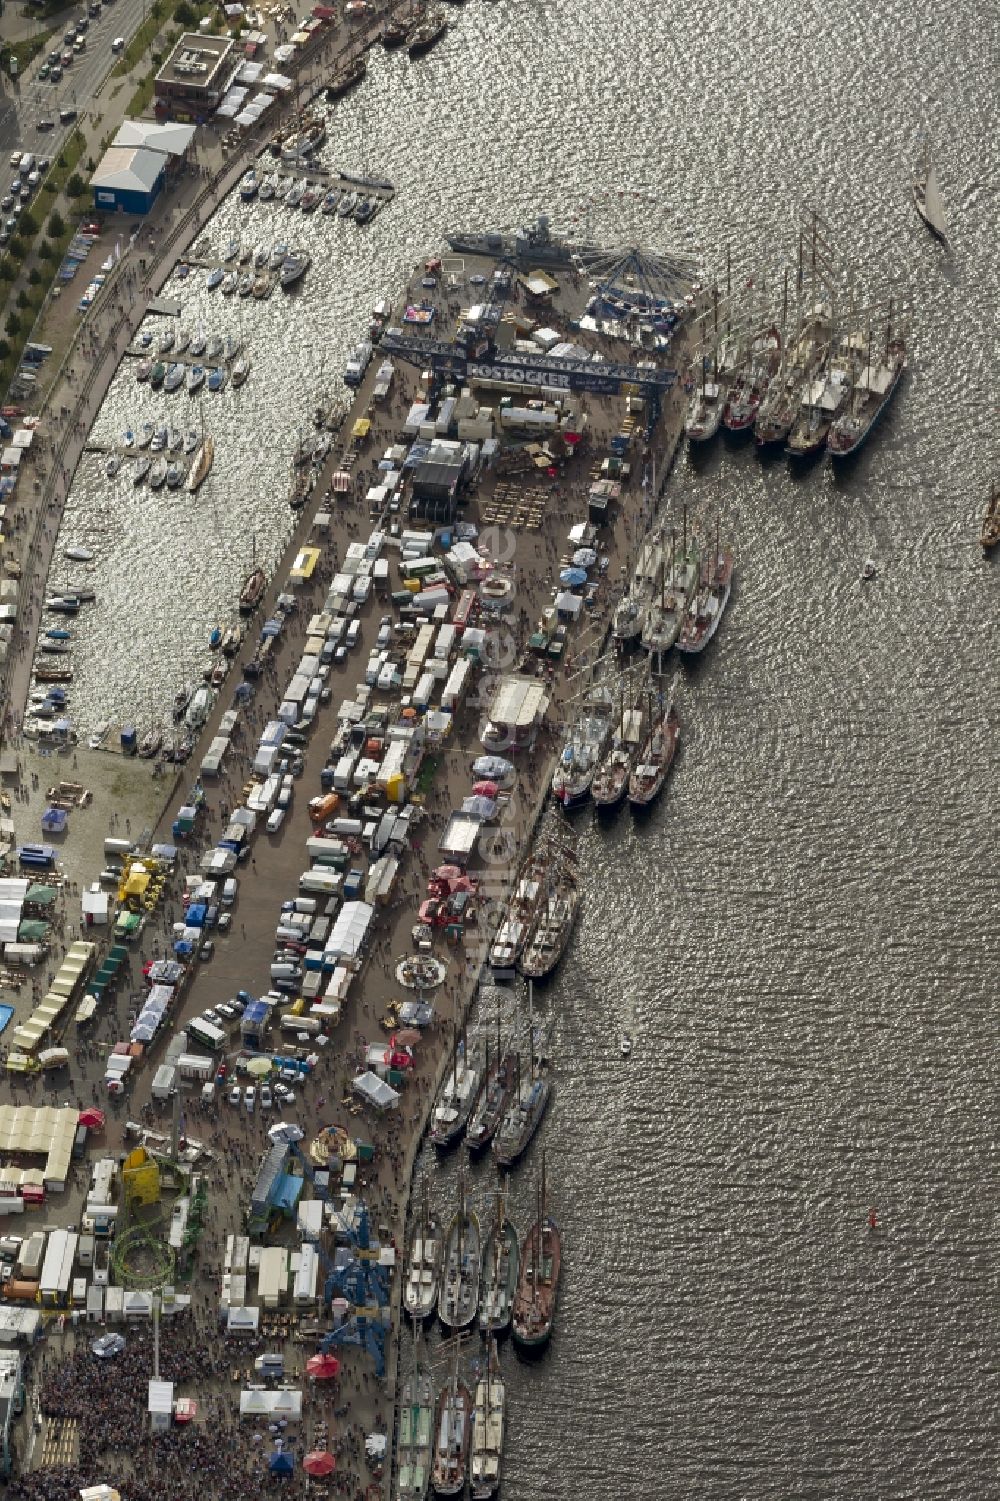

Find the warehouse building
[[91, 147, 167, 216]]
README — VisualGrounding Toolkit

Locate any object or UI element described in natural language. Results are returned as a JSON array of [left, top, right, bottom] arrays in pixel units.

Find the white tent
[[227, 1305, 260, 1335], [554, 590, 583, 617], [352, 1071, 399, 1112], [324, 901, 374, 962], [239, 1388, 302, 1419]]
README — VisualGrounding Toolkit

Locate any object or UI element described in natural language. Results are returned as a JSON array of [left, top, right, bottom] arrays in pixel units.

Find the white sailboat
[[912, 141, 948, 244]]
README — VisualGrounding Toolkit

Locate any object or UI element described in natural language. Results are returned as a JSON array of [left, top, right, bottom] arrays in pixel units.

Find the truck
[[16, 1232, 46, 1280], [293, 1243, 319, 1306], [39, 1228, 78, 1306], [151, 1064, 177, 1102]]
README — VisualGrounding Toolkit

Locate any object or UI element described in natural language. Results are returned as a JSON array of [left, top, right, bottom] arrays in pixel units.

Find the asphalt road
[[0, 0, 148, 163]]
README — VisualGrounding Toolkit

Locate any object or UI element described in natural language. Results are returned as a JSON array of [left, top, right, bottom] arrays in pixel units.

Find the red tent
[[78, 1108, 106, 1130], [306, 1354, 341, 1380], [304, 1451, 337, 1477], [174, 1398, 197, 1424]]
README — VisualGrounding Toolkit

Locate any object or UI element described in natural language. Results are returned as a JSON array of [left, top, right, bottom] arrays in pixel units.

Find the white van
[[221, 877, 238, 906], [270, 962, 302, 981], [346, 620, 361, 649], [266, 808, 285, 834]]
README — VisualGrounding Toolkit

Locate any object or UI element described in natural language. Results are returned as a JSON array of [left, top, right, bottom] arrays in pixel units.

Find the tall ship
[[403, 1188, 440, 1322], [470, 1340, 505, 1501], [438, 1183, 481, 1333], [431, 1345, 472, 1497], [445, 214, 591, 268], [511, 1164, 561, 1350], [488, 842, 550, 971], [519, 836, 580, 980], [612, 532, 664, 646], [493, 990, 551, 1171], [827, 311, 907, 459], [550, 676, 614, 807], [641, 521, 700, 657], [465, 1037, 517, 1155], [397, 1354, 434, 1501], [429, 1039, 480, 1149], [980, 477, 1000, 553], [628, 682, 680, 810], [722, 323, 782, 433], [676, 526, 734, 655], [785, 335, 854, 459], [684, 262, 740, 443], [478, 1195, 519, 1336]]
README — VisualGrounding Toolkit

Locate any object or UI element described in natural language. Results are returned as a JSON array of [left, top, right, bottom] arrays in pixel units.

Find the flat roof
[[489, 675, 549, 728], [156, 32, 234, 91]]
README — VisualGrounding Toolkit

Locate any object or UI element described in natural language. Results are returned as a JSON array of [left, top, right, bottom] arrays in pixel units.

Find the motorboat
[[163, 363, 185, 393], [149, 457, 168, 489], [238, 273, 254, 297], [187, 365, 206, 394], [280, 251, 311, 289], [168, 426, 183, 452], [157, 326, 175, 354], [206, 333, 223, 361], [135, 358, 151, 382], [149, 362, 165, 389], [206, 266, 224, 290], [175, 327, 191, 353], [223, 333, 242, 360], [222, 237, 241, 262], [189, 330, 207, 357], [165, 462, 184, 489], [150, 424, 167, 452], [231, 357, 250, 389], [106, 454, 122, 478], [132, 456, 151, 484], [207, 367, 227, 392], [63, 546, 93, 563], [269, 241, 289, 270], [137, 421, 155, 448], [183, 428, 199, 454]]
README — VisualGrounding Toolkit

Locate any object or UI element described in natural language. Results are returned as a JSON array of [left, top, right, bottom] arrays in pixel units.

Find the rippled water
[[53, 0, 1000, 1490]]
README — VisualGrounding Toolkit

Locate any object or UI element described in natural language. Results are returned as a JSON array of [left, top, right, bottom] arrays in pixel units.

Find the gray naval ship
[[445, 214, 593, 268]]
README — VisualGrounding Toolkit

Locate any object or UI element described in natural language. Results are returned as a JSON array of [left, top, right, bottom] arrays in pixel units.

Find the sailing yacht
[[912, 142, 949, 244], [396, 1344, 434, 1501], [470, 1341, 506, 1500], [676, 530, 734, 655], [642, 521, 700, 657], [827, 312, 907, 458]]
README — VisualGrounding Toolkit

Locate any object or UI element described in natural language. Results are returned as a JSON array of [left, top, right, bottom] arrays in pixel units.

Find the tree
[[4, 312, 19, 337], [48, 210, 64, 238], [20, 210, 37, 236], [0, 341, 9, 363], [38, 239, 56, 262], [8, 235, 26, 259], [66, 173, 85, 198], [28, 267, 40, 285], [15, 289, 28, 310]]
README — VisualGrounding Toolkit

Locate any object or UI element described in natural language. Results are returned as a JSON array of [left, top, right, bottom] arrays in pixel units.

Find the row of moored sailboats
[[685, 215, 907, 460], [400, 1168, 560, 1500]]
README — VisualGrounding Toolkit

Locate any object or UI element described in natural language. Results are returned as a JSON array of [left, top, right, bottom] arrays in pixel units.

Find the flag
[[114, 238, 121, 262]]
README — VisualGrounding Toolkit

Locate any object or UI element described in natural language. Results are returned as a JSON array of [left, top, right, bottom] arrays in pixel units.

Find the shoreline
[[2, 72, 694, 1495]]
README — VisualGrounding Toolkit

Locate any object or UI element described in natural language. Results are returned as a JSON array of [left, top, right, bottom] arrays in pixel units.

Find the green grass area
[[127, 70, 157, 115], [0, 24, 55, 76]]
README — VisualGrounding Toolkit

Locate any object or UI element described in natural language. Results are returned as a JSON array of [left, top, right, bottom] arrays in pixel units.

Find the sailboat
[[470, 1339, 505, 1501], [980, 477, 1000, 553], [827, 306, 908, 459], [493, 983, 551, 1169], [627, 679, 680, 810], [912, 140, 949, 244], [396, 1332, 434, 1501], [478, 1193, 519, 1336], [592, 663, 647, 811], [438, 1179, 481, 1333], [511, 1157, 561, 1350], [550, 670, 615, 807], [239, 536, 266, 615], [465, 1020, 517, 1154], [642, 514, 700, 658], [612, 530, 665, 646], [431, 1341, 472, 1496], [403, 1185, 441, 1322], [488, 841, 550, 971], [676, 520, 734, 655], [429, 1002, 480, 1149], [519, 838, 580, 980]]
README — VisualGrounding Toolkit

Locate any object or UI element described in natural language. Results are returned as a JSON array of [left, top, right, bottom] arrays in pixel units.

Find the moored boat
[[492, 1068, 551, 1170], [465, 1047, 516, 1154], [403, 1191, 441, 1323], [827, 315, 907, 459], [469, 1341, 505, 1501], [429, 1044, 480, 1149], [430, 1354, 472, 1496], [478, 1200, 519, 1336], [722, 323, 782, 432], [511, 1167, 560, 1349], [408, 6, 448, 54], [676, 531, 734, 655], [327, 54, 366, 96], [438, 1191, 481, 1333], [280, 250, 311, 290], [396, 1359, 434, 1501], [239, 565, 266, 615], [627, 687, 680, 810]]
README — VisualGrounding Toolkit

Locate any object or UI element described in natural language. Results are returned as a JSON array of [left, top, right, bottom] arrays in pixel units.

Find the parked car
[[244, 1086, 255, 1114], [111, 35, 125, 50], [217, 911, 232, 934], [59, 108, 77, 123], [260, 1085, 273, 1110], [274, 1082, 296, 1104], [228, 1084, 241, 1107], [38, 63, 50, 79], [37, 118, 55, 131], [198, 940, 214, 960], [49, 65, 62, 80], [8, 152, 21, 168], [202, 1008, 220, 1024], [61, 51, 74, 66]]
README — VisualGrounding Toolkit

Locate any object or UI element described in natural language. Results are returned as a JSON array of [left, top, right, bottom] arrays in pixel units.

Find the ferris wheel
[[564, 188, 703, 325]]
